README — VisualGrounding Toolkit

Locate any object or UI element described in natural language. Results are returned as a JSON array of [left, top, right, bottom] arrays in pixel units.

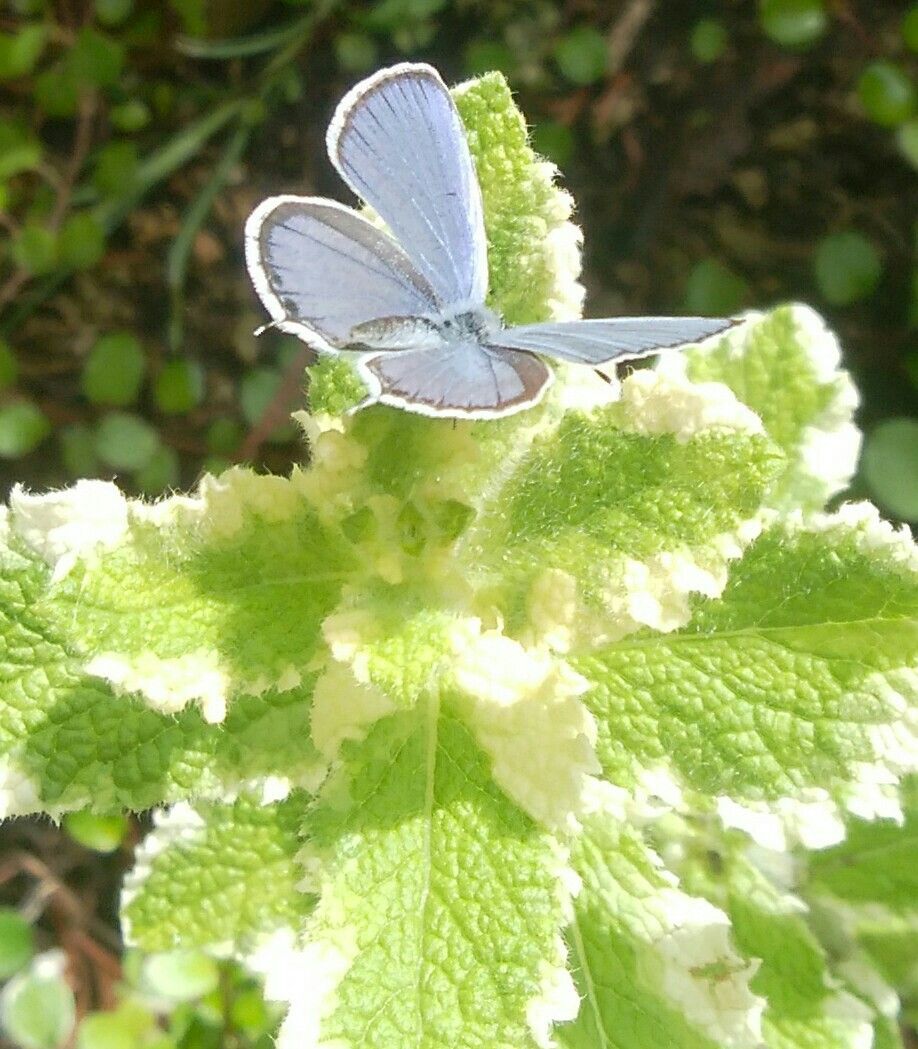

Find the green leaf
[[574, 508, 918, 833], [77, 1003, 156, 1049], [334, 32, 378, 73], [453, 72, 584, 325], [560, 816, 760, 1049], [690, 18, 729, 63], [94, 412, 160, 470], [69, 28, 124, 88], [11, 223, 57, 276], [0, 402, 50, 458], [8, 467, 356, 722], [59, 422, 99, 477], [82, 332, 145, 406], [673, 303, 860, 511], [133, 444, 180, 494], [0, 953, 76, 1049], [814, 230, 882, 305], [905, 6, 918, 51], [109, 99, 150, 133], [141, 951, 219, 1001], [154, 360, 204, 414], [0, 909, 34, 979], [63, 810, 127, 852], [679, 842, 886, 1049], [554, 27, 607, 86], [858, 61, 916, 128], [530, 121, 575, 167], [123, 794, 313, 952], [862, 418, 918, 522], [683, 258, 748, 315], [205, 418, 242, 456], [809, 778, 918, 918], [92, 141, 140, 197], [462, 368, 781, 641], [759, 0, 828, 49], [94, 0, 133, 26], [34, 66, 80, 118], [0, 24, 47, 80], [260, 703, 574, 1049], [897, 119, 918, 170], [0, 488, 331, 814], [0, 121, 42, 179], [58, 211, 106, 270]]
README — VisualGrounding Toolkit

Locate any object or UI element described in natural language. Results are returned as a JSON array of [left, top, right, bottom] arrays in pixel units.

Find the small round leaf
[[683, 258, 749, 315], [63, 812, 127, 853], [0, 402, 50, 458], [858, 61, 916, 127], [58, 211, 106, 271], [154, 359, 204, 414], [82, 332, 145, 406], [0, 956, 76, 1049], [554, 27, 607, 85], [94, 412, 160, 471], [861, 418, 918, 522], [690, 18, 728, 63], [813, 230, 881, 305], [759, 0, 827, 48]]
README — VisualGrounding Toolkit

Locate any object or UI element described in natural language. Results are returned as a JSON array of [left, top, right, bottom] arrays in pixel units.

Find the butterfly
[[245, 62, 735, 420]]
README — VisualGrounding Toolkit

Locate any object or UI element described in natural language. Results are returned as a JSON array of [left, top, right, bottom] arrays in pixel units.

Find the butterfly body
[[246, 63, 736, 419]]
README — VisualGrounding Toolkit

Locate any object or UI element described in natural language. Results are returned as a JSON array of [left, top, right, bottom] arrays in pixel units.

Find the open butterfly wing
[[493, 316, 737, 365], [327, 63, 488, 310], [245, 195, 438, 348], [359, 340, 551, 419]]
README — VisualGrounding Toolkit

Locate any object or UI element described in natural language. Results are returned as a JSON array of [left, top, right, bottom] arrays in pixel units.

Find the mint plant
[[1, 72, 916, 1049]]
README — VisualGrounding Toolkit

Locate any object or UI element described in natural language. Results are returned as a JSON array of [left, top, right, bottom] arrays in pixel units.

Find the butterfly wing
[[245, 195, 438, 349], [327, 63, 488, 310], [359, 338, 551, 419], [492, 316, 737, 365]]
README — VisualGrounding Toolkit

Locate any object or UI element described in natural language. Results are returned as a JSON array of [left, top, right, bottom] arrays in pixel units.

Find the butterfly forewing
[[245, 196, 438, 347], [327, 63, 488, 310], [493, 316, 736, 365]]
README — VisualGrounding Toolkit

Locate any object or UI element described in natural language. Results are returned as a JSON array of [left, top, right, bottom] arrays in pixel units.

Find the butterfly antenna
[[254, 320, 283, 337]]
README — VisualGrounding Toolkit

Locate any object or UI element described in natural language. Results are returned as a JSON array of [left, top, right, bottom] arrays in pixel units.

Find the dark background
[[0, 0, 915, 512]]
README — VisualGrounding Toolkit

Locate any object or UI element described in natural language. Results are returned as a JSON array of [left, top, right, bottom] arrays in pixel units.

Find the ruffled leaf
[[9, 469, 355, 723], [0, 528, 323, 815], [664, 304, 861, 511], [575, 506, 918, 841], [263, 702, 576, 1049], [122, 794, 313, 952], [560, 811, 762, 1049]]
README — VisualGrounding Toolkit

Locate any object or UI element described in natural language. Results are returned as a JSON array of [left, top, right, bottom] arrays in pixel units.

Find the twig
[[49, 90, 97, 232], [606, 0, 655, 77], [0, 91, 96, 312], [236, 345, 312, 462]]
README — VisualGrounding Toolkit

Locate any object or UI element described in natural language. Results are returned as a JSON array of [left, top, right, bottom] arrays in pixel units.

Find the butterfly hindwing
[[327, 63, 488, 310], [359, 338, 551, 419]]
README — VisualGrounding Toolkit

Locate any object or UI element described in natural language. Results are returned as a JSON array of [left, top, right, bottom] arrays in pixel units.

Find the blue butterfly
[[245, 62, 734, 420]]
